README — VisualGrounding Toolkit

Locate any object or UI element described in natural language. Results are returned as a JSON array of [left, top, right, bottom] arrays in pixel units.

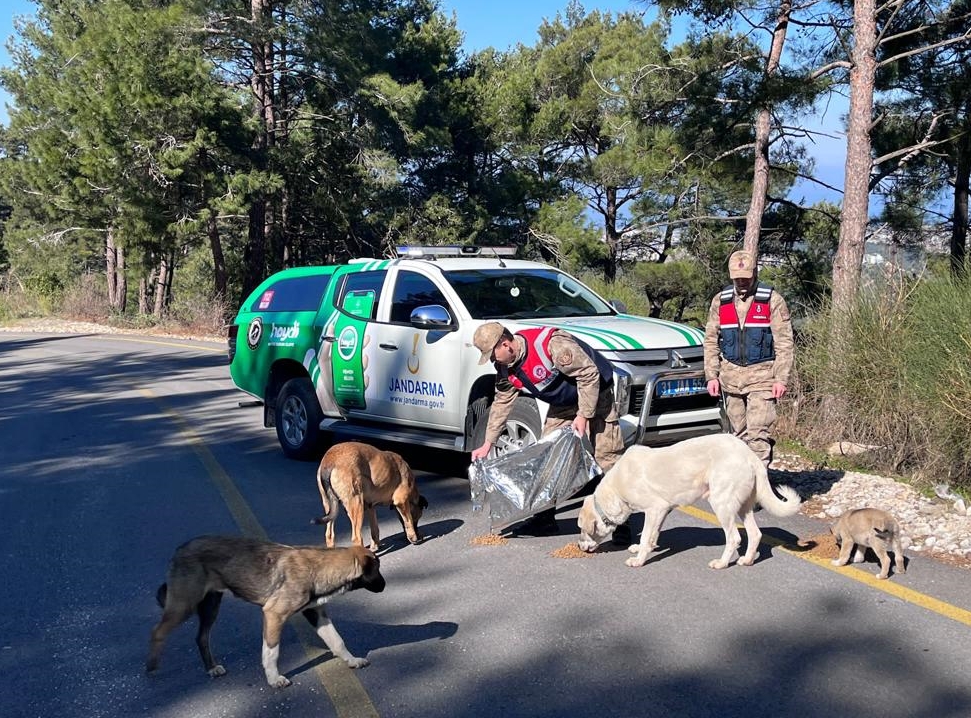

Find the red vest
[[498, 327, 612, 405], [505, 327, 560, 394], [717, 284, 775, 365]]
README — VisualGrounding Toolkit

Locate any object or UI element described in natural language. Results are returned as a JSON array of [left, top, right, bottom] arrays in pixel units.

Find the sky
[[0, 0, 845, 204]]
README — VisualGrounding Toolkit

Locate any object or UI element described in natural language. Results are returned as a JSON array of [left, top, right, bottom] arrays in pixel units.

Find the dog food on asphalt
[[471, 533, 509, 546], [550, 543, 594, 559], [797, 532, 839, 559]]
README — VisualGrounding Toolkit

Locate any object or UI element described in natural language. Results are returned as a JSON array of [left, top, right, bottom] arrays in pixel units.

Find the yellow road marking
[[105, 335, 225, 352], [679, 504, 971, 627], [142, 388, 380, 718]]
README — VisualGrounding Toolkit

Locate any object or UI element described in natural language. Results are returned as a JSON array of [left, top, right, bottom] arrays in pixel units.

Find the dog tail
[[752, 455, 801, 517], [873, 526, 894, 540], [155, 583, 167, 608], [312, 464, 341, 525]]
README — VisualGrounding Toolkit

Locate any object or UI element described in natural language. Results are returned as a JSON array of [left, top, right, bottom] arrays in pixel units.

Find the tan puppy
[[830, 508, 907, 579], [313, 441, 427, 550], [577, 434, 801, 569], [146, 535, 385, 688]]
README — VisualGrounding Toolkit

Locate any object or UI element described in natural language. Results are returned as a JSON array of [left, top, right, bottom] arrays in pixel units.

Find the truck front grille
[[629, 385, 719, 417]]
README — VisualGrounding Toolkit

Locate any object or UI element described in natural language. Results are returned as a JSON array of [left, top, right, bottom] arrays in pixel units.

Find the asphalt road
[[1, 330, 970, 718]]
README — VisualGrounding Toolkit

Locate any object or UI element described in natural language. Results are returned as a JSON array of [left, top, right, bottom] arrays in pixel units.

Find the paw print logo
[[246, 317, 263, 349]]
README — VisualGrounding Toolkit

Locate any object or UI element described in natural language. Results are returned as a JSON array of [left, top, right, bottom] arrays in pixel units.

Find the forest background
[[0, 0, 968, 493]]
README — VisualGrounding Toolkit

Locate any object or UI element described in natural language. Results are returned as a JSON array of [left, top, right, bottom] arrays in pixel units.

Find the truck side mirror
[[410, 304, 454, 329]]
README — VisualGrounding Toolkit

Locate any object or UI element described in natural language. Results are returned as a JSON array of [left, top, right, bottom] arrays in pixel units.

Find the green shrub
[[577, 271, 651, 317], [0, 269, 62, 320], [0, 276, 46, 322], [900, 272, 971, 489], [794, 270, 971, 492]]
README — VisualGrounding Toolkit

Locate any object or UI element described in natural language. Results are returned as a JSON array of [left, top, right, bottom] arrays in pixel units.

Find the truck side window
[[250, 274, 331, 312], [337, 271, 386, 320], [390, 271, 450, 324]]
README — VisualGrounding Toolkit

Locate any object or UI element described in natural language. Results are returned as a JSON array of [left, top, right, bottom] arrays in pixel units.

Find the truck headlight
[[613, 368, 632, 416]]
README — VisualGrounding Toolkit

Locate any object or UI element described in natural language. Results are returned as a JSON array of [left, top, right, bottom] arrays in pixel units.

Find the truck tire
[[471, 395, 542, 459], [275, 377, 323, 460]]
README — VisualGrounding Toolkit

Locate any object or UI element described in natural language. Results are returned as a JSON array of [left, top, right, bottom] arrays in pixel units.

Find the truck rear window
[[249, 274, 331, 312]]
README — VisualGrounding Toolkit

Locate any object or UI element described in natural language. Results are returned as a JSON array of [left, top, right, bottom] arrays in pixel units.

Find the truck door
[[362, 268, 464, 431], [324, 269, 386, 412]]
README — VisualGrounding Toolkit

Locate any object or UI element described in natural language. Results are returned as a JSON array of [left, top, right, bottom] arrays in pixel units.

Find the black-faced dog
[[146, 535, 385, 688]]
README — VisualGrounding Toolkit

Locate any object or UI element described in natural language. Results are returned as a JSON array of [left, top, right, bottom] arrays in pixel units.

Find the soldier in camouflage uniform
[[470, 322, 628, 537], [703, 250, 794, 467]]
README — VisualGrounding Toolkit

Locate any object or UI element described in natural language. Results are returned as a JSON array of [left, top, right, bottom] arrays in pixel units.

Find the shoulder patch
[[557, 350, 573, 365]]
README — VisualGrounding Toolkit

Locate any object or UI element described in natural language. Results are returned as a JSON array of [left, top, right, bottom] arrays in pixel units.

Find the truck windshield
[[442, 268, 616, 320]]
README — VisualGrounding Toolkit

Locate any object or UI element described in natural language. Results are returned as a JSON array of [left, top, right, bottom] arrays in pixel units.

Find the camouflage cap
[[728, 250, 756, 279], [473, 321, 506, 365]]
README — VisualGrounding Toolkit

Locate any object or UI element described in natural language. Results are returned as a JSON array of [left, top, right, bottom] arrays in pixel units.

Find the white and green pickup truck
[[228, 246, 725, 460]]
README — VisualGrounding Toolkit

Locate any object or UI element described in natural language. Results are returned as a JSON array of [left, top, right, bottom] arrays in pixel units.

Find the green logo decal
[[330, 291, 375, 409]]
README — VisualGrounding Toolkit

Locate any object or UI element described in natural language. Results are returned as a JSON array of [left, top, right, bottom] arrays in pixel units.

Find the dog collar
[[593, 495, 620, 529]]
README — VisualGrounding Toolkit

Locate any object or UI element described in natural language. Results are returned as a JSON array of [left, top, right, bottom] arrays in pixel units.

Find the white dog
[[577, 434, 801, 569]]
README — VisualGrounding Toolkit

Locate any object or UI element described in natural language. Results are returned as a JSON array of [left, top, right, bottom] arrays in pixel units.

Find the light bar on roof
[[395, 245, 518, 258]]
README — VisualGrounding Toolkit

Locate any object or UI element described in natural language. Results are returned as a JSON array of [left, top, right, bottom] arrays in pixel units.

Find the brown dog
[[146, 535, 385, 688], [313, 441, 427, 550], [831, 508, 907, 579]]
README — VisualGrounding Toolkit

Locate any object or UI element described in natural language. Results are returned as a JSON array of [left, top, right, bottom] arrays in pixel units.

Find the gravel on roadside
[[4, 316, 969, 571]]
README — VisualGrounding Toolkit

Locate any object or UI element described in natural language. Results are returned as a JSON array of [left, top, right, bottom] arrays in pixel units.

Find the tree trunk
[[106, 227, 118, 310], [208, 211, 228, 302], [138, 276, 149, 315], [951, 118, 970, 274], [831, 0, 877, 313], [242, 0, 274, 301], [105, 226, 127, 313], [152, 255, 170, 318], [116, 244, 127, 313], [604, 185, 619, 282], [824, 0, 878, 424], [742, 0, 791, 258]]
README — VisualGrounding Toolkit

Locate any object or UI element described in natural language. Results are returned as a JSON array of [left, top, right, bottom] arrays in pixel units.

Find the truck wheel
[[275, 377, 323, 460], [471, 396, 542, 459]]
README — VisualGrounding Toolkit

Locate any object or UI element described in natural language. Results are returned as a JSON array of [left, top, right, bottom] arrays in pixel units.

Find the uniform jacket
[[703, 283, 794, 394], [484, 328, 612, 445]]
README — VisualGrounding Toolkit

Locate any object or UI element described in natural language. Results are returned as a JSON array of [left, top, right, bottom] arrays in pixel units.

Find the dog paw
[[208, 665, 226, 678], [830, 559, 843, 566], [268, 675, 292, 688], [345, 656, 370, 669], [708, 559, 729, 569], [626, 544, 638, 554], [624, 556, 646, 568], [737, 556, 755, 567], [876, 573, 889, 580]]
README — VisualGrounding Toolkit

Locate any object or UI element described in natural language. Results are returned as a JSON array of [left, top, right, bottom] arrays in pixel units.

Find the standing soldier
[[470, 322, 630, 541], [704, 251, 794, 467]]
